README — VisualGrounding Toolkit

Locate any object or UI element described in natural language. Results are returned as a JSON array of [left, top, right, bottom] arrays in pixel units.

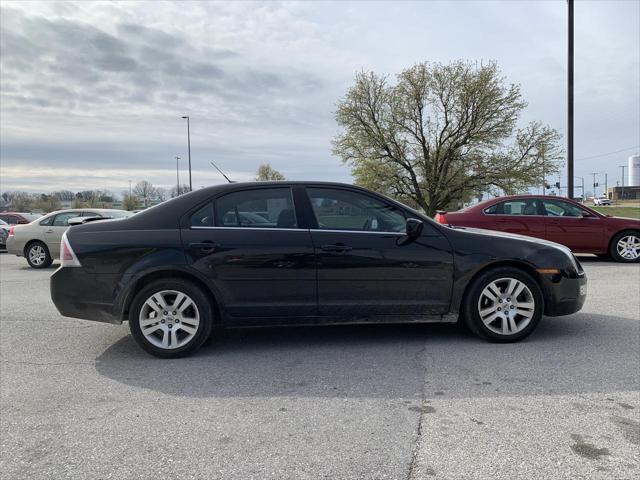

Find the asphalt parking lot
[[0, 253, 638, 480]]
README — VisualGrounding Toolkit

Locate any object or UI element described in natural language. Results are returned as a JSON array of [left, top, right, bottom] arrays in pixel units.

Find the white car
[[6, 208, 133, 268], [592, 196, 612, 206]]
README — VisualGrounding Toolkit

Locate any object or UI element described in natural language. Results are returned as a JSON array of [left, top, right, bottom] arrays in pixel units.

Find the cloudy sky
[[1, 0, 638, 196]]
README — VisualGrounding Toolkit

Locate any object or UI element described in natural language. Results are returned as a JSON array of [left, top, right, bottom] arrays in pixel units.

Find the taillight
[[8, 226, 14, 236], [434, 212, 448, 224], [60, 231, 81, 267]]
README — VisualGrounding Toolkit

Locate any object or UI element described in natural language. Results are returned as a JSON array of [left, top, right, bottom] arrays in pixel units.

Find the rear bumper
[[542, 269, 587, 317], [50, 267, 122, 324]]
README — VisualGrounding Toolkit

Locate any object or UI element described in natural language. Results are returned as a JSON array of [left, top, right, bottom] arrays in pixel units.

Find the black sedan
[[51, 182, 587, 358]]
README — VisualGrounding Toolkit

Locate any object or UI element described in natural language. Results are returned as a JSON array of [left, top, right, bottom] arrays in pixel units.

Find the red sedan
[[435, 195, 640, 263]]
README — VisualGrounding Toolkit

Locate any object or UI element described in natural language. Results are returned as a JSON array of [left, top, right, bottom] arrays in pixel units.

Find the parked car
[[0, 219, 9, 248], [51, 182, 587, 358], [7, 208, 133, 268], [434, 195, 640, 262], [0, 212, 42, 225], [592, 196, 612, 206]]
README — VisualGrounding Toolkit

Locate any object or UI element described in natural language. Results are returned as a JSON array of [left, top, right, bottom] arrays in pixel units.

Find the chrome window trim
[[190, 226, 406, 236]]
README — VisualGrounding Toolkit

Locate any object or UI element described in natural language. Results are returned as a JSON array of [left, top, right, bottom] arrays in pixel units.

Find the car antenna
[[209, 161, 234, 183]]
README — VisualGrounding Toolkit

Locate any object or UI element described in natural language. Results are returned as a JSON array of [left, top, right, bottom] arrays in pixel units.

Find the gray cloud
[[0, 1, 637, 195]]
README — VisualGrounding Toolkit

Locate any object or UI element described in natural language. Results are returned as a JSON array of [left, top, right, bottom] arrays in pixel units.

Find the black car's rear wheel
[[129, 278, 213, 358], [463, 267, 544, 342], [26, 241, 53, 269]]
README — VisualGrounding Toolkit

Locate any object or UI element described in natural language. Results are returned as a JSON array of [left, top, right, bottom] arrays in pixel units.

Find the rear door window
[[215, 188, 297, 228], [190, 203, 214, 227], [52, 212, 80, 227], [496, 199, 540, 216]]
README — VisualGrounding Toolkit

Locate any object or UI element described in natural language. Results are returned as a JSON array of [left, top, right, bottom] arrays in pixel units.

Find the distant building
[[629, 154, 640, 187], [607, 185, 640, 201]]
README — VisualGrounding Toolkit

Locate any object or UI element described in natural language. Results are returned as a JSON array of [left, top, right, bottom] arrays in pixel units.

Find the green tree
[[334, 61, 563, 215], [255, 164, 285, 181]]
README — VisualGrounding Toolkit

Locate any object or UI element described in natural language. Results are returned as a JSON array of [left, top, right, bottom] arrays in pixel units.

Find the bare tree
[[133, 181, 157, 207], [170, 184, 190, 198], [334, 61, 563, 215]]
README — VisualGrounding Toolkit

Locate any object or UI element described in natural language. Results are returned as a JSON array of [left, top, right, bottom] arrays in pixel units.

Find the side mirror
[[405, 218, 424, 238]]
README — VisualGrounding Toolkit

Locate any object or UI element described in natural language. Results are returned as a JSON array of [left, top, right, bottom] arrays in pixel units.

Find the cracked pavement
[[1, 253, 638, 479]]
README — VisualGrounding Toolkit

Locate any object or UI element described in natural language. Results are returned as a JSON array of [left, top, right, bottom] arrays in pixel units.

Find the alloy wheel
[[616, 235, 640, 260], [477, 277, 535, 336], [29, 245, 47, 266], [138, 290, 200, 349]]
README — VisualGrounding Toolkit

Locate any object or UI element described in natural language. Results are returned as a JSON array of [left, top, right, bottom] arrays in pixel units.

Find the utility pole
[[567, 0, 575, 199], [181, 116, 192, 191], [591, 172, 598, 197], [619, 165, 627, 200], [604, 173, 608, 198], [575, 176, 585, 200], [175, 156, 181, 196]]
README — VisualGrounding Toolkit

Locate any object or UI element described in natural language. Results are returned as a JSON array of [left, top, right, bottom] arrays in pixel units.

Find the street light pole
[[181, 116, 192, 191], [591, 172, 598, 197], [567, 0, 575, 199], [175, 156, 181, 195], [619, 165, 627, 200]]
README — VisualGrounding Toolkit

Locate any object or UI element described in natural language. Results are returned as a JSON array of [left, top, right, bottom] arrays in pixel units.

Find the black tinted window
[[215, 188, 296, 228], [191, 203, 213, 227], [307, 188, 406, 232], [484, 204, 498, 214]]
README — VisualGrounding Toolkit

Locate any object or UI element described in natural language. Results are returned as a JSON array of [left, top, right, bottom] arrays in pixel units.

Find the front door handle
[[321, 244, 352, 253], [189, 241, 220, 253]]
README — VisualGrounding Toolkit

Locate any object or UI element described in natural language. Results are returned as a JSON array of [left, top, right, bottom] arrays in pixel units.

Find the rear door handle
[[45, 229, 53, 233], [321, 244, 352, 253], [189, 241, 220, 253]]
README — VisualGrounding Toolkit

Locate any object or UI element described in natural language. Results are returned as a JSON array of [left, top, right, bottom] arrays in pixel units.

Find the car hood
[[449, 226, 572, 253]]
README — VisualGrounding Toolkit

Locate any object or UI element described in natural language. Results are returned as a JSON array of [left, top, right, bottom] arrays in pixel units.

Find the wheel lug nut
[[163, 311, 168, 315], [510, 305, 515, 309], [497, 307, 501, 311], [172, 311, 177, 315], [160, 319, 165, 323], [168, 324, 172, 328], [507, 298, 511, 302], [498, 299, 502, 303], [175, 319, 179, 323]]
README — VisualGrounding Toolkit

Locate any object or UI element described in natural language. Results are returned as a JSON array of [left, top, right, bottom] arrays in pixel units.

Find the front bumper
[[51, 266, 122, 324], [541, 267, 587, 317]]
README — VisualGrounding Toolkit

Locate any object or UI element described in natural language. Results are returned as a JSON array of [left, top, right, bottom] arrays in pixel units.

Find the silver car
[[0, 219, 9, 248], [6, 209, 133, 268]]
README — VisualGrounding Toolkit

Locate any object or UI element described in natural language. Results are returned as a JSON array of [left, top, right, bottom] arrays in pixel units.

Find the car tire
[[25, 241, 53, 269], [129, 278, 214, 358], [609, 230, 640, 263], [463, 267, 544, 343]]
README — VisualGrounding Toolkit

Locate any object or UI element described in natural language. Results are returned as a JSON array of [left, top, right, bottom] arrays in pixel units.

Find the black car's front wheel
[[129, 279, 214, 358], [463, 267, 544, 342]]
